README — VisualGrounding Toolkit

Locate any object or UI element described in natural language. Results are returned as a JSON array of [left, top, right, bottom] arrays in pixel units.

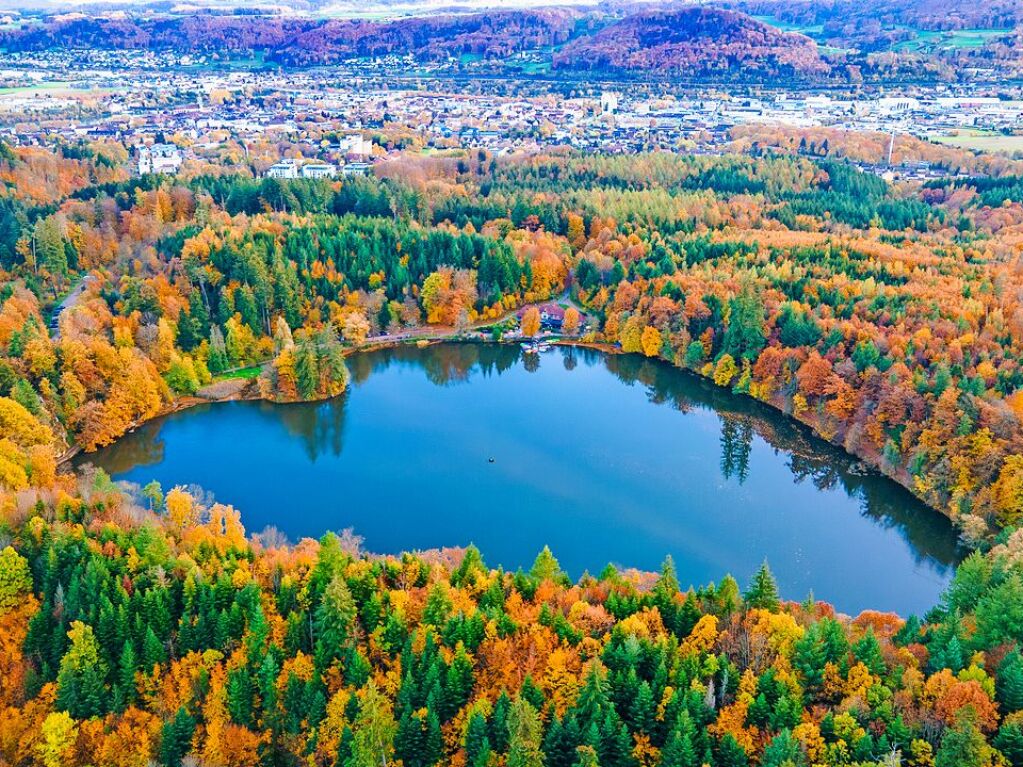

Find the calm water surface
[[80, 344, 965, 615]]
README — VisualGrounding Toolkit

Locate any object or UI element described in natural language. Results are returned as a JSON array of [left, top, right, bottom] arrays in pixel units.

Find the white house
[[137, 143, 182, 175]]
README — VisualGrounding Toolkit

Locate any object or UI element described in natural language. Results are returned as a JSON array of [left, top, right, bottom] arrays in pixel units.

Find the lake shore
[[76, 341, 962, 615], [61, 330, 957, 539]]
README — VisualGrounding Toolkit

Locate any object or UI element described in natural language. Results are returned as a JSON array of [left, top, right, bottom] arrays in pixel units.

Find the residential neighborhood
[[0, 45, 1020, 179]]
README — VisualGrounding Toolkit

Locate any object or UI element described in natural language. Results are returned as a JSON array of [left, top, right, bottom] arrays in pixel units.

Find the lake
[[78, 343, 965, 615]]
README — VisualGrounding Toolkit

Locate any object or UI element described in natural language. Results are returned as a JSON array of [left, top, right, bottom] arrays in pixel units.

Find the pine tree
[[159, 707, 196, 767], [629, 681, 656, 736], [521, 675, 545, 712], [352, 680, 397, 767], [507, 698, 544, 767], [543, 716, 572, 767], [654, 557, 682, 634], [716, 734, 749, 767], [142, 625, 166, 670], [294, 340, 319, 399], [207, 326, 229, 374], [334, 726, 355, 767], [995, 720, 1023, 767], [56, 621, 107, 719], [315, 575, 357, 669], [660, 727, 697, 767], [853, 629, 886, 675], [761, 730, 802, 767], [491, 691, 512, 753], [574, 662, 612, 732], [115, 640, 137, 709], [530, 546, 564, 583], [226, 666, 254, 727], [465, 711, 492, 767], [998, 650, 1023, 712], [744, 562, 780, 612], [723, 283, 766, 362]]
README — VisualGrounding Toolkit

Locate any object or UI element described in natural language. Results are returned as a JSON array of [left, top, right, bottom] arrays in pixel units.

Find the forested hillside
[[3, 2, 1020, 83], [3, 141, 1023, 765], [551, 8, 826, 77]]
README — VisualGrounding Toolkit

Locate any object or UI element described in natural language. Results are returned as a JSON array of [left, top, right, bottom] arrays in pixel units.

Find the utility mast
[[887, 130, 896, 167]]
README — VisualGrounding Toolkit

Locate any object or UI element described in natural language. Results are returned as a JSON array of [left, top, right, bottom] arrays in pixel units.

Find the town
[[0, 47, 1021, 181]]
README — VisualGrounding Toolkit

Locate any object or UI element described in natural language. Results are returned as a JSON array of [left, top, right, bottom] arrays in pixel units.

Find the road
[[49, 275, 96, 339]]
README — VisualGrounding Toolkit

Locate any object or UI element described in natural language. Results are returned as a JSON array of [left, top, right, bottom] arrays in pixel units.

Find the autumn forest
[[3, 136, 1023, 767]]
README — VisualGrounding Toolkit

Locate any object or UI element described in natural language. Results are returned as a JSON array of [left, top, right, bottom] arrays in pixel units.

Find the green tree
[[716, 734, 749, 767], [159, 707, 196, 767], [761, 729, 805, 767], [935, 718, 995, 767], [352, 681, 397, 767], [995, 720, 1023, 767], [998, 649, 1023, 713], [723, 284, 765, 362], [465, 710, 492, 767], [0, 546, 32, 615], [56, 621, 108, 719], [443, 643, 475, 720], [114, 640, 138, 710], [530, 546, 564, 583], [316, 575, 358, 669], [507, 698, 544, 767], [207, 326, 229, 374], [744, 562, 780, 612], [661, 725, 698, 767]]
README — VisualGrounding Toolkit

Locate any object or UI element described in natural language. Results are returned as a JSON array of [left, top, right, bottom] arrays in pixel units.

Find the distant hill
[[272, 9, 581, 66], [0, 5, 825, 79], [1, 1, 1017, 83], [551, 6, 826, 77], [0, 9, 582, 61]]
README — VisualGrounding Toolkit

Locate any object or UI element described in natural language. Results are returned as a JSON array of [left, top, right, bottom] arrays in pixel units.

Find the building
[[600, 92, 621, 115], [137, 143, 182, 175], [337, 134, 373, 159], [300, 162, 337, 179], [265, 159, 298, 179], [342, 162, 373, 176]]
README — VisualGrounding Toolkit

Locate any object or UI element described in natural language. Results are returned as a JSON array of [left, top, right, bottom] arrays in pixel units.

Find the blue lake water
[[79, 343, 965, 615]]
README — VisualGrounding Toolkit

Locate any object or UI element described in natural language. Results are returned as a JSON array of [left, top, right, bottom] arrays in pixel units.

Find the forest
[[2, 140, 1023, 765]]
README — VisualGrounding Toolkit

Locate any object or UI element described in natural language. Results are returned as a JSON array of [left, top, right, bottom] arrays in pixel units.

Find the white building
[[265, 159, 298, 179], [300, 162, 337, 179], [876, 97, 921, 114], [342, 162, 373, 176], [337, 134, 374, 158], [137, 143, 182, 175]]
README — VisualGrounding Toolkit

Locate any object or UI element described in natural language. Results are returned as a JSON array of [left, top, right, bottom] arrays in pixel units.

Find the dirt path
[[49, 275, 96, 339]]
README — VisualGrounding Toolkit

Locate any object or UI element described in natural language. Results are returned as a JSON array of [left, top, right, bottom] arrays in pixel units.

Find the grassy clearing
[[894, 27, 1005, 52], [0, 81, 71, 96], [216, 365, 263, 381], [931, 130, 1023, 155]]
